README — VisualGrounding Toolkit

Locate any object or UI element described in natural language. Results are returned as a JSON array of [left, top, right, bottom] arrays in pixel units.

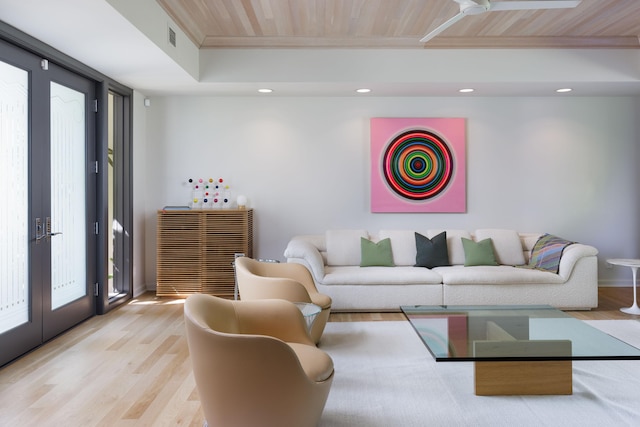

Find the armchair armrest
[[241, 275, 313, 303], [235, 299, 314, 345], [258, 261, 332, 310]]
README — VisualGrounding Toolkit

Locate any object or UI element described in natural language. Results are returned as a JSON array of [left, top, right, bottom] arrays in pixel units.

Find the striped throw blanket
[[522, 233, 575, 273]]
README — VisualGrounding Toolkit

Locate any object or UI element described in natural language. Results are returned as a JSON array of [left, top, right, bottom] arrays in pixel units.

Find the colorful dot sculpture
[[382, 129, 454, 201], [188, 177, 232, 209]]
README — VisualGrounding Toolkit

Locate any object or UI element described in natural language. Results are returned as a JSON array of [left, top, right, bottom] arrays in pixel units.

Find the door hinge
[[94, 283, 99, 297], [94, 222, 99, 235], [94, 160, 99, 174], [93, 99, 98, 113]]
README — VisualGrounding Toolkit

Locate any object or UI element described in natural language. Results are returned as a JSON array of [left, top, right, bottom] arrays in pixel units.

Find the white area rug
[[318, 320, 640, 427]]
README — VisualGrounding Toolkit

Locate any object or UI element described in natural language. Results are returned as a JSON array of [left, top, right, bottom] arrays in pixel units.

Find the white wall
[[141, 95, 640, 289], [107, 0, 199, 80]]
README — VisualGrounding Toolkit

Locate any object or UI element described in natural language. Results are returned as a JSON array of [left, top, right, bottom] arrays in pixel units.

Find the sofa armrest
[[557, 243, 599, 280], [284, 238, 326, 283]]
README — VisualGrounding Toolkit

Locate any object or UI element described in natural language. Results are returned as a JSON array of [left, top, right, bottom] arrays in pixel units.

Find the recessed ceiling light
[[258, 88, 273, 93], [556, 88, 572, 93], [459, 88, 474, 93], [356, 88, 371, 93]]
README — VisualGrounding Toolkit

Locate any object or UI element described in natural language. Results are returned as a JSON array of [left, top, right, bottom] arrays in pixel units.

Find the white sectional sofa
[[283, 229, 599, 312]]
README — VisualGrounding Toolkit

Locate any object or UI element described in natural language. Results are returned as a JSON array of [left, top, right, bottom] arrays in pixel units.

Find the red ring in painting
[[382, 129, 454, 200]]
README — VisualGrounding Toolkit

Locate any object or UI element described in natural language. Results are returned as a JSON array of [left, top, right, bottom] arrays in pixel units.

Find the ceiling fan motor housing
[[458, 0, 491, 15]]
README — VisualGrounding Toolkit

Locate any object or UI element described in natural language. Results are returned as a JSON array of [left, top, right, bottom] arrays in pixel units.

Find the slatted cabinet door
[[156, 209, 253, 297], [202, 209, 253, 298], [156, 211, 203, 296]]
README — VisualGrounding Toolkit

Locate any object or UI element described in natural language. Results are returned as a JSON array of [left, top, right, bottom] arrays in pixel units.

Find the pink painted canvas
[[371, 118, 466, 213]]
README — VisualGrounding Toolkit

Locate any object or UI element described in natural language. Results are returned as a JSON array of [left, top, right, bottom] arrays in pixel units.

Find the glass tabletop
[[401, 305, 640, 362], [294, 302, 321, 331], [294, 302, 321, 317]]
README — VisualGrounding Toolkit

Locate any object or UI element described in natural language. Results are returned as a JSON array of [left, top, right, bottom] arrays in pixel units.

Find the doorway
[[0, 39, 96, 366]]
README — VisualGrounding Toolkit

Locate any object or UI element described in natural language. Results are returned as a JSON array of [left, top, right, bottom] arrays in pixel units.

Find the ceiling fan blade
[[420, 12, 465, 43], [490, 0, 581, 11]]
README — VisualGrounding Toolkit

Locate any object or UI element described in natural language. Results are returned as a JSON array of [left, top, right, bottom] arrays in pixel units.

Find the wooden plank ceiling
[[156, 0, 640, 49]]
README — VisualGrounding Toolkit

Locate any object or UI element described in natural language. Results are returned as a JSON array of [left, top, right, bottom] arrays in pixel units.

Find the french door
[[0, 40, 96, 366]]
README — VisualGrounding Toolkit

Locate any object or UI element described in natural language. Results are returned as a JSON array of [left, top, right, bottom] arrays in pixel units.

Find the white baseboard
[[598, 281, 633, 287]]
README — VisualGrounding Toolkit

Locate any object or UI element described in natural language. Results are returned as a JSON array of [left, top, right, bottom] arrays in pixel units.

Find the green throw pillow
[[415, 231, 450, 268], [461, 238, 499, 267], [360, 237, 394, 267]]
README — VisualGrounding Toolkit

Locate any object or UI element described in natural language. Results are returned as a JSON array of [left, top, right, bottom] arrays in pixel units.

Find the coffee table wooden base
[[475, 360, 573, 395]]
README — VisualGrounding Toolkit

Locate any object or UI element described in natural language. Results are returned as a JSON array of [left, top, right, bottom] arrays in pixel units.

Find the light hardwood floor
[[0, 287, 637, 426]]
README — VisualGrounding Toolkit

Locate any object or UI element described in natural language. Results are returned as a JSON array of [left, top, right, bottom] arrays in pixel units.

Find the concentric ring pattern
[[382, 129, 454, 200]]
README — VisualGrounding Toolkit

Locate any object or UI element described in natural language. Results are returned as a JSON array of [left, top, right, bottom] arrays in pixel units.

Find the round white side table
[[607, 258, 640, 315]]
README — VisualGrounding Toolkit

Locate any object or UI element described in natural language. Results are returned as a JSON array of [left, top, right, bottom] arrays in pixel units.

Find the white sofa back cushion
[[379, 230, 416, 266], [429, 229, 471, 266], [474, 229, 526, 266], [326, 229, 368, 266]]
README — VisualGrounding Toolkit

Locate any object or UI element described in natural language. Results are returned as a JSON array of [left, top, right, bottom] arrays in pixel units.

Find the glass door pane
[[97, 88, 132, 314], [108, 92, 116, 297], [49, 81, 87, 310], [0, 60, 29, 333]]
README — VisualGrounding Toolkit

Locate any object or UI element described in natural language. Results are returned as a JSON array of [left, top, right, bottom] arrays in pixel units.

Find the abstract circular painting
[[382, 129, 454, 201], [371, 118, 466, 213]]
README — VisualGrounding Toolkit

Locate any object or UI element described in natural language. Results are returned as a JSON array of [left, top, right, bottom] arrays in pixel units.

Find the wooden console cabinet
[[156, 209, 253, 298]]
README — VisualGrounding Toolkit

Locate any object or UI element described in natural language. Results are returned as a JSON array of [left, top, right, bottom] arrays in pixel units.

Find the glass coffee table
[[401, 305, 640, 396]]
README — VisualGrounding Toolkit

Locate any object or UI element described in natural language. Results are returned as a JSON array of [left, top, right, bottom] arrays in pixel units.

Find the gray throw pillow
[[415, 231, 450, 268]]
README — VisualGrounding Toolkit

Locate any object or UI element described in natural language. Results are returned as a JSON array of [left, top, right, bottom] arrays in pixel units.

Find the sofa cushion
[[435, 265, 564, 285], [379, 230, 415, 266], [326, 229, 368, 266], [462, 238, 499, 266], [415, 232, 450, 268], [360, 237, 394, 267], [429, 229, 472, 265], [321, 266, 443, 285], [475, 229, 526, 266]]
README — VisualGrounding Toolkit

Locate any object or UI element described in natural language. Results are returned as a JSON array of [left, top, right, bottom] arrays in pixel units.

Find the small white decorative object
[[237, 195, 247, 209]]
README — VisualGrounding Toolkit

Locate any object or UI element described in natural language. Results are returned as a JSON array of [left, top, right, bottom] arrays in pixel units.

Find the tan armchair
[[184, 294, 334, 427], [234, 257, 332, 344]]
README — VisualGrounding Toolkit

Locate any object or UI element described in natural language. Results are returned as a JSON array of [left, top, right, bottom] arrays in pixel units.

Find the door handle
[[45, 217, 62, 242], [35, 217, 62, 244], [35, 217, 45, 243]]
